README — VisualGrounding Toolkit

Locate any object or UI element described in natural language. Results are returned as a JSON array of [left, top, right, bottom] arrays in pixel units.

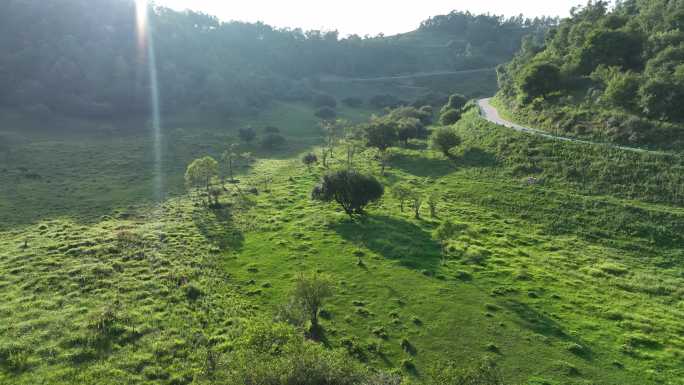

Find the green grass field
[[1, 103, 682, 384]]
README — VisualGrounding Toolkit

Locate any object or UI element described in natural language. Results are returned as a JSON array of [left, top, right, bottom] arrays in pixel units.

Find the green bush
[[431, 127, 462, 157], [312, 170, 384, 218], [516, 62, 562, 102], [315, 107, 337, 120], [440, 108, 462, 125], [604, 71, 641, 110], [313, 93, 337, 108], [260, 133, 286, 150]]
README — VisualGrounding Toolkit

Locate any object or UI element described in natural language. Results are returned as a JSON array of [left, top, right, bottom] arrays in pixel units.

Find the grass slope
[[1, 104, 683, 384]]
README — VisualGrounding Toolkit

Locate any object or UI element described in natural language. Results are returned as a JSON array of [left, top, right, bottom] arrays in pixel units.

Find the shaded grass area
[[0, 102, 367, 229], [317, 69, 498, 102]]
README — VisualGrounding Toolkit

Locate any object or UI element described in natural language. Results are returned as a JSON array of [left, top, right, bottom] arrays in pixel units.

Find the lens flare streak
[[135, 0, 164, 202]]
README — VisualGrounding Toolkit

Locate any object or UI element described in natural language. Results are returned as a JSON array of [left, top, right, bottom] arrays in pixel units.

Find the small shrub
[[440, 108, 462, 125], [356, 308, 371, 317], [302, 153, 318, 169], [431, 127, 462, 157], [340, 337, 367, 361], [400, 338, 416, 355], [238, 127, 256, 143], [598, 262, 629, 276], [313, 93, 337, 108], [369, 94, 403, 109], [260, 133, 286, 150], [555, 360, 580, 376], [566, 343, 588, 357], [342, 97, 363, 108], [315, 107, 337, 120], [455, 270, 472, 280], [401, 358, 416, 371], [184, 284, 203, 301], [372, 326, 388, 339]]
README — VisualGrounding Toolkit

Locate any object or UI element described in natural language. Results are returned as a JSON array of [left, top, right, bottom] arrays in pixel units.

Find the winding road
[[477, 98, 667, 154], [320, 68, 495, 83]]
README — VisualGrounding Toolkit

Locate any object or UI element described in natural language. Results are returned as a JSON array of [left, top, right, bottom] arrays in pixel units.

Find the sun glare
[[135, 0, 148, 51]]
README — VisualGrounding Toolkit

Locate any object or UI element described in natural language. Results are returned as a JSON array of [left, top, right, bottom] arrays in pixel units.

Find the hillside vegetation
[[2, 99, 683, 384], [497, 0, 684, 150], [0, 0, 554, 120], [2, 1, 683, 385]]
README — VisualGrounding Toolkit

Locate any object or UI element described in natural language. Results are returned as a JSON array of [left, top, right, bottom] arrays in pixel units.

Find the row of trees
[[308, 95, 470, 219], [184, 93, 469, 214]]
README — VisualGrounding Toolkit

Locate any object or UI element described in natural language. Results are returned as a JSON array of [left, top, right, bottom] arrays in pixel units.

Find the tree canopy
[[311, 170, 384, 218], [497, 0, 684, 146], [185, 156, 219, 192]]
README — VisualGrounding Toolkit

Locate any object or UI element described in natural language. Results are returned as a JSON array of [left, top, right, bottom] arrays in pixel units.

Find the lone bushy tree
[[238, 127, 256, 143], [312, 170, 384, 218], [427, 191, 441, 218], [441, 93, 468, 114], [313, 93, 337, 108], [302, 153, 318, 170], [439, 109, 462, 125], [396, 117, 424, 146], [315, 107, 337, 120], [517, 62, 562, 102], [185, 156, 218, 192], [410, 190, 423, 219], [185, 156, 219, 204], [260, 133, 286, 150], [391, 184, 411, 212], [292, 273, 333, 340], [363, 117, 398, 174], [431, 127, 462, 157]]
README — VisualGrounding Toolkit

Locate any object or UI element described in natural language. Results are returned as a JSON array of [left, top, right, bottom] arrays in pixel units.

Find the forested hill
[[0, 0, 555, 119], [497, 0, 684, 150]]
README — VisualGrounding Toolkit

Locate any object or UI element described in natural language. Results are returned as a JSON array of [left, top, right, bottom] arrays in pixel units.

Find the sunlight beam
[[135, 0, 164, 202]]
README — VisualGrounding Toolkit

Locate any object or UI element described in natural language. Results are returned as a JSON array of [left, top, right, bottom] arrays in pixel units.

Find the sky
[[153, 0, 582, 36]]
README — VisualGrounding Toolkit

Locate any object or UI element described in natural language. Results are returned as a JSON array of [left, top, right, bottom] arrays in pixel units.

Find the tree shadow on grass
[[390, 153, 454, 178], [192, 204, 244, 251], [451, 147, 499, 168], [502, 299, 594, 360], [389, 147, 498, 178], [331, 215, 441, 272]]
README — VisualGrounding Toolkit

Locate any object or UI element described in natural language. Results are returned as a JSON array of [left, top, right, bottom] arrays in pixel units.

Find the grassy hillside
[[1, 103, 682, 384], [316, 69, 498, 107]]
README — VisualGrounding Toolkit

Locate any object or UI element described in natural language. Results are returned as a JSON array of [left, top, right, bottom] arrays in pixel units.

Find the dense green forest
[[497, 0, 684, 149], [0, 0, 555, 119]]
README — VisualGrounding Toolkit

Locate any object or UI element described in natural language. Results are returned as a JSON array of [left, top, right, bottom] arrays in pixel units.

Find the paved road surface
[[477, 98, 665, 154], [320, 68, 495, 83]]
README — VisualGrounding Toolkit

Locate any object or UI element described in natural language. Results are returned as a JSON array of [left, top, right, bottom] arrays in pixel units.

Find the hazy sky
[[154, 0, 582, 36]]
